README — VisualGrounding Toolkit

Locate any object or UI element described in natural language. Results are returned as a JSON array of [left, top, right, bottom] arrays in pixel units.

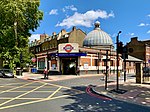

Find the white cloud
[[49, 9, 58, 15], [56, 10, 114, 28], [130, 33, 135, 36], [128, 33, 135, 37], [138, 23, 150, 27], [62, 5, 77, 12], [65, 5, 77, 11], [147, 14, 150, 17], [147, 30, 150, 34], [29, 34, 40, 43], [62, 8, 66, 12], [111, 33, 117, 38]]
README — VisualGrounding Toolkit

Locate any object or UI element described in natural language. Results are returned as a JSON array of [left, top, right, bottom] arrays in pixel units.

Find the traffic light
[[122, 46, 128, 59], [117, 41, 123, 54]]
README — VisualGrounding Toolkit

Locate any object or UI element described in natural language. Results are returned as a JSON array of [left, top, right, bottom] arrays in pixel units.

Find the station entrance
[[61, 57, 78, 75]]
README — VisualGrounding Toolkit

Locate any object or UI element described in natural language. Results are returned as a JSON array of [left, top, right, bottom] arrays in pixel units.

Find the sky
[[30, 0, 150, 46]]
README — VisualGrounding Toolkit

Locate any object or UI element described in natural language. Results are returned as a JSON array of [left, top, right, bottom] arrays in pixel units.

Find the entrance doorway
[[61, 58, 78, 75]]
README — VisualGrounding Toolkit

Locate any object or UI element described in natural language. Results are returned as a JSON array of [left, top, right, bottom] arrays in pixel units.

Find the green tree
[[0, 0, 43, 69]]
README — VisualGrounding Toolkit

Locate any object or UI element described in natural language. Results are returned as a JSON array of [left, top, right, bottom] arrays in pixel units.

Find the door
[[61, 58, 78, 75]]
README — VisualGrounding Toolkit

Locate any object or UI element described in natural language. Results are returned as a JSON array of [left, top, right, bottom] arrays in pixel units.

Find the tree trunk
[[0, 58, 3, 69]]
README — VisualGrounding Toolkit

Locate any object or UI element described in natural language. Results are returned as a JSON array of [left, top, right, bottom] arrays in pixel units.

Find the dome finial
[[94, 21, 100, 30]]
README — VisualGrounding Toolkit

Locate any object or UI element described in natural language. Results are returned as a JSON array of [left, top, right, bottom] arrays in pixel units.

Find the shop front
[[49, 43, 86, 75]]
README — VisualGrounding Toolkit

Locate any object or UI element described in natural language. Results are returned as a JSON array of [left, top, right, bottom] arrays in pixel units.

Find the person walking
[[43, 67, 48, 79], [76, 65, 81, 76]]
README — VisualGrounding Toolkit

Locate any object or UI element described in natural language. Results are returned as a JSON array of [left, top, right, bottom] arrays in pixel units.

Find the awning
[[50, 53, 87, 57], [126, 55, 143, 62]]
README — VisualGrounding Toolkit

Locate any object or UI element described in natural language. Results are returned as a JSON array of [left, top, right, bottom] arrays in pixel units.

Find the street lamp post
[[116, 31, 121, 90], [14, 22, 18, 47], [105, 50, 109, 90], [97, 52, 100, 74]]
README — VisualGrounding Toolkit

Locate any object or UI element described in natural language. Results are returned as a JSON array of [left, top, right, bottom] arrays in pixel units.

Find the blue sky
[[30, 0, 150, 45]]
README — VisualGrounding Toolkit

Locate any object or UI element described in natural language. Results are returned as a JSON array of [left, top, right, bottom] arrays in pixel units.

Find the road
[[0, 75, 149, 112]]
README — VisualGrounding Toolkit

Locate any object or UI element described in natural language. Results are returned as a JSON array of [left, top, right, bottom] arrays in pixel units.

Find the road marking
[[47, 86, 62, 99], [0, 80, 85, 110], [4, 90, 57, 93], [86, 86, 112, 101], [0, 97, 43, 100], [0, 83, 47, 107], [41, 82, 84, 94], [0, 82, 34, 94], [0, 82, 27, 87], [0, 94, 71, 110]]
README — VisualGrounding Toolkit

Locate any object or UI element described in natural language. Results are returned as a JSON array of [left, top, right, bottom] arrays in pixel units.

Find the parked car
[[0, 69, 14, 78]]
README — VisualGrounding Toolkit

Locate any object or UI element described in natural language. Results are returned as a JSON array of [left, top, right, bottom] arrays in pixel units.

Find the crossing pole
[[116, 31, 122, 90]]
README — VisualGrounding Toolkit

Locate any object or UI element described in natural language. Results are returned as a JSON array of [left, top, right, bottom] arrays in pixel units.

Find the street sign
[[31, 58, 36, 63]]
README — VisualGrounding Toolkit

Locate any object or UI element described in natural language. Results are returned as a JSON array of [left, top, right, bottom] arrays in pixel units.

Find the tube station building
[[29, 21, 141, 75]]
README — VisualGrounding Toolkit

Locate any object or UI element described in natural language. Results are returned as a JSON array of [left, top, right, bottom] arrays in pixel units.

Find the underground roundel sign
[[63, 44, 74, 53]]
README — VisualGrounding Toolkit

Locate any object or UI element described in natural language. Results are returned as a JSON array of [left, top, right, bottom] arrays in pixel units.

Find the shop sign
[[50, 53, 87, 57], [63, 44, 73, 53], [58, 43, 79, 53], [83, 63, 89, 70], [31, 58, 36, 62], [58, 53, 86, 57]]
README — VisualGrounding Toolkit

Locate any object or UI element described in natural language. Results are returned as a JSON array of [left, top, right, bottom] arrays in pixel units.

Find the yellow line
[[35, 78, 84, 93], [0, 88, 83, 110], [0, 82, 34, 94], [46, 83, 84, 94], [0, 94, 70, 110], [0, 86, 42, 88], [6, 91, 56, 93], [0, 82, 27, 87], [0, 99, 48, 110], [49, 94, 70, 100], [0, 83, 47, 107], [47, 83, 71, 89], [47, 86, 62, 99], [0, 97, 44, 100], [36, 80, 84, 94]]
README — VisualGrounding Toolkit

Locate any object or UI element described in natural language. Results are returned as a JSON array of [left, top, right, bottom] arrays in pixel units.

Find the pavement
[[15, 72, 102, 81], [91, 78, 150, 107], [15, 72, 150, 107]]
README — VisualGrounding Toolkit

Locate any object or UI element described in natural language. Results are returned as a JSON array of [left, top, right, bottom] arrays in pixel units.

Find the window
[[38, 59, 45, 69], [129, 62, 131, 66], [110, 60, 113, 66], [103, 61, 107, 66], [36, 48, 38, 53], [95, 59, 98, 66]]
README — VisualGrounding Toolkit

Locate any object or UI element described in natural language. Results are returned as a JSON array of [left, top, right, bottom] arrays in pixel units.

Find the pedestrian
[[76, 65, 81, 76], [43, 67, 48, 79]]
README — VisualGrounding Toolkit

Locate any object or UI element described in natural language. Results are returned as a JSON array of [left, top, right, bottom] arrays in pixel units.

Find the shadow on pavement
[[60, 86, 150, 112]]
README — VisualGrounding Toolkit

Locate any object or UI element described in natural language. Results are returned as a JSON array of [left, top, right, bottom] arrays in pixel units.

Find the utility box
[[16, 68, 22, 76]]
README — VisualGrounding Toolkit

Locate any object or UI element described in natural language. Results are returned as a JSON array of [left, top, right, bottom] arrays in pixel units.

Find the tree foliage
[[0, 0, 43, 69]]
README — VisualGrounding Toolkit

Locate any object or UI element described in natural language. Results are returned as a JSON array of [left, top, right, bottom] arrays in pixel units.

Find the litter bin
[[31, 68, 37, 73], [16, 68, 22, 76]]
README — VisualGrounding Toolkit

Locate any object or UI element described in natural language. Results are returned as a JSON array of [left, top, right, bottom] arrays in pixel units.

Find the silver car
[[0, 69, 14, 78]]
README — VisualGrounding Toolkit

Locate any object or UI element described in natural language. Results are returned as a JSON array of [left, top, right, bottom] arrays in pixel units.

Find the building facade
[[29, 22, 125, 75], [127, 37, 150, 68]]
